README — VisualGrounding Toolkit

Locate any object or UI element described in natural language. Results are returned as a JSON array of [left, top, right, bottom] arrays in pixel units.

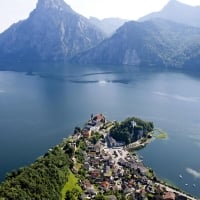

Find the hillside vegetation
[[110, 117, 154, 144], [0, 143, 71, 199]]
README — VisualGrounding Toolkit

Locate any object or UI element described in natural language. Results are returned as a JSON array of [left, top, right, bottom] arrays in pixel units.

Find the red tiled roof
[[93, 114, 104, 122], [163, 191, 176, 200], [101, 181, 110, 188]]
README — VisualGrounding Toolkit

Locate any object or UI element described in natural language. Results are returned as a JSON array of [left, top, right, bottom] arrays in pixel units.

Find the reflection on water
[[0, 64, 200, 197]]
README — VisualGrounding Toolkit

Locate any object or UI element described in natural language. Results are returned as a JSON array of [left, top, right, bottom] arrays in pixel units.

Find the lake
[[0, 64, 200, 198]]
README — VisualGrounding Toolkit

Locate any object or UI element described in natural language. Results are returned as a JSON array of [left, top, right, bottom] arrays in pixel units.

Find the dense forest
[[0, 142, 72, 200], [110, 117, 154, 144]]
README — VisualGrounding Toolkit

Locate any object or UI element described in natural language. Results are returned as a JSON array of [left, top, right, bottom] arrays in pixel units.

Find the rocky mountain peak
[[0, 0, 105, 62], [163, 0, 189, 9], [36, 0, 72, 11], [166, 0, 179, 5]]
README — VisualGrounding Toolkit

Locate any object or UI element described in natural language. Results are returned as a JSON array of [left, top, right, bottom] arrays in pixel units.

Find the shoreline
[[68, 114, 199, 199], [0, 114, 199, 199], [127, 136, 199, 200]]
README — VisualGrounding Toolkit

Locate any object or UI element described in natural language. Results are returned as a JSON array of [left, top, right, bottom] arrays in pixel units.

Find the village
[[67, 114, 197, 200]]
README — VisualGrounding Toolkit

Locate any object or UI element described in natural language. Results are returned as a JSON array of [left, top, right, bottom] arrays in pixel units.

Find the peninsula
[[0, 114, 197, 200]]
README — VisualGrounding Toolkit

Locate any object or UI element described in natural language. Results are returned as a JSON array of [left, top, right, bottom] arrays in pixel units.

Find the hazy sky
[[0, 0, 200, 33]]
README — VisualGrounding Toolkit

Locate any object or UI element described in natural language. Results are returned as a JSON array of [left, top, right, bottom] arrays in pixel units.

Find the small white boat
[[179, 174, 183, 179], [185, 183, 188, 186], [192, 184, 196, 187]]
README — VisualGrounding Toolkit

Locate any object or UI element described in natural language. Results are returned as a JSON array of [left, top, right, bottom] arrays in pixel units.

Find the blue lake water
[[0, 64, 200, 198]]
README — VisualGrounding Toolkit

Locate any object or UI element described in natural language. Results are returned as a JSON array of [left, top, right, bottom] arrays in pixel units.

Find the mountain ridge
[[139, 0, 200, 27], [71, 19, 200, 69], [89, 17, 129, 36], [0, 0, 105, 62], [1, 0, 200, 70]]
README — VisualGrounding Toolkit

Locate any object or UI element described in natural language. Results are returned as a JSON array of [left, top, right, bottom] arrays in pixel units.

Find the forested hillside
[[0, 143, 72, 199]]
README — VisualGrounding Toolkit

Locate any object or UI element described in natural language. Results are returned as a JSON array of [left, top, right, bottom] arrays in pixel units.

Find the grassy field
[[153, 128, 168, 139], [61, 170, 82, 200], [155, 132, 168, 139]]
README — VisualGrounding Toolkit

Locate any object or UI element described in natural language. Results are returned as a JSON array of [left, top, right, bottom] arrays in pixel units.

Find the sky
[[0, 0, 200, 33]]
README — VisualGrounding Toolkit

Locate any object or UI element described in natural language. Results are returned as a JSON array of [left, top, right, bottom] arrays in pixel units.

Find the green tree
[[95, 194, 106, 200], [65, 190, 76, 200], [64, 143, 75, 157], [0, 145, 70, 200]]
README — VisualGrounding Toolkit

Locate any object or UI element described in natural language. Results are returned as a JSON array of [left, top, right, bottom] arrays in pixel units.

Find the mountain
[[0, 0, 105, 62], [89, 17, 129, 36], [139, 0, 200, 28], [71, 19, 200, 69]]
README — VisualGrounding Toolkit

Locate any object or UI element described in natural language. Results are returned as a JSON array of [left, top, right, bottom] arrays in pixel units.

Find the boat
[[179, 174, 183, 179]]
